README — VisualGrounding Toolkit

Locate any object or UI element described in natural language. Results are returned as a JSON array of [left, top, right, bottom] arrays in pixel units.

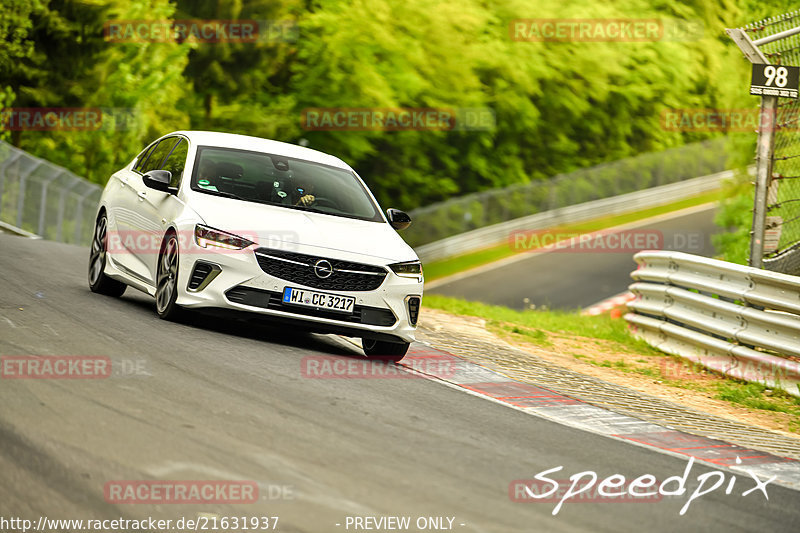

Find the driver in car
[[293, 181, 316, 207]]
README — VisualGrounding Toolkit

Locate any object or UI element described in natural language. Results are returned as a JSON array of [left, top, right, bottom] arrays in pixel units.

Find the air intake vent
[[225, 286, 396, 326], [406, 296, 421, 326], [187, 262, 220, 291]]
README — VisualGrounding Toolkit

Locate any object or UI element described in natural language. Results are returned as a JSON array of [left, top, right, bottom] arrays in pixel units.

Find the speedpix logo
[[512, 457, 774, 516]]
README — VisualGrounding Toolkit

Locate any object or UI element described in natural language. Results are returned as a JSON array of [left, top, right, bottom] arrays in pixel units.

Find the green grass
[[508, 325, 550, 346], [715, 382, 800, 414], [631, 367, 658, 378], [422, 294, 659, 354], [423, 190, 722, 281], [424, 293, 800, 432]]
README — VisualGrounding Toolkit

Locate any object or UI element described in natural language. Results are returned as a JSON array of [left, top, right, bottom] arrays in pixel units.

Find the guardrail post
[[56, 178, 81, 242], [726, 27, 787, 268], [751, 95, 778, 268], [547, 178, 558, 210], [15, 161, 42, 229], [37, 170, 64, 236], [627, 250, 800, 397], [74, 185, 98, 244], [0, 152, 22, 218]]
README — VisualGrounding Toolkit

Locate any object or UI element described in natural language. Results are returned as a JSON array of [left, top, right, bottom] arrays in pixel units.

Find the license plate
[[282, 287, 355, 314]]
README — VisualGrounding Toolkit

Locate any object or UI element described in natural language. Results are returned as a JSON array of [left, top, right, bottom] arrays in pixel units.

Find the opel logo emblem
[[314, 259, 334, 279]]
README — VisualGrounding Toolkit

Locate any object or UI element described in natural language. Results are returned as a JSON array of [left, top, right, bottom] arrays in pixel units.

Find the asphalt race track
[[1, 232, 799, 532], [428, 204, 719, 310]]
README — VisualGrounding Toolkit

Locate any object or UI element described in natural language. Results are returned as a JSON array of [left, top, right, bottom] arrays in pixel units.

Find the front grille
[[254, 248, 387, 291], [225, 286, 397, 326]]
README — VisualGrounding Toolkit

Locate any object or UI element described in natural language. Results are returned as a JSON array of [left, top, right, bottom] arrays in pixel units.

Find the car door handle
[[137, 191, 147, 200]]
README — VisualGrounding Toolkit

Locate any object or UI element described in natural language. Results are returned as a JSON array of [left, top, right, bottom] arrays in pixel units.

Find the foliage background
[[0, 0, 795, 223]]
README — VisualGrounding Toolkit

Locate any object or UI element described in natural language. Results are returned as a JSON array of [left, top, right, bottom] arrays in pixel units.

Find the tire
[[88, 212, 127, 297], [362, 339, 410, 362], [155, 232, 183, 320]]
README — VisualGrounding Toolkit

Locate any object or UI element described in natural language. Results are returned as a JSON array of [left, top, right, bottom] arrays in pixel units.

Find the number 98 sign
[[751, 64, 800, 99]]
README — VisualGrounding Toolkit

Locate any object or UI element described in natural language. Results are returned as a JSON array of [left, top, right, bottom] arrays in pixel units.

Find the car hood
[[186, 192, 418, 264]]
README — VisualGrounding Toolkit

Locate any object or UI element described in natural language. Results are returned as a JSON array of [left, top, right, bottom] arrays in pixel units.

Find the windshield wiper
[[283, 204, 330, 216], [196, 187, 350, 217], [207, 189, 248, 201]]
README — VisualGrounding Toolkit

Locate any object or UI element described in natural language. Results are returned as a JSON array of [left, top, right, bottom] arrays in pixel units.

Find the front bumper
[[174, 244, 422, 343]]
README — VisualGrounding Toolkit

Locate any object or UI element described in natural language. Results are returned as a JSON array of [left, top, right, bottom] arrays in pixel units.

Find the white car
[[89, 131, 423, 360]]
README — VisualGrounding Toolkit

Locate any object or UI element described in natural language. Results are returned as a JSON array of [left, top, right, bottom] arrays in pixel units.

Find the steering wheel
[[312, 197, 341, 210]]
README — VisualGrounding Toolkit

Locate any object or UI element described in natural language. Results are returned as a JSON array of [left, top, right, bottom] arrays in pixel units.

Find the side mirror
[[386, 208, 411, 231], [142, 170, 173, 193]]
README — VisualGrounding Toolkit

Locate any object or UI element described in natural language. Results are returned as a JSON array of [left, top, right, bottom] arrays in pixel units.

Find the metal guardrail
[[414, 170, 732, 263], [0, 141, 101, 245], [625, 251, 800, 397], [1, 137, 733, 261], [405, 138, 729, 248]]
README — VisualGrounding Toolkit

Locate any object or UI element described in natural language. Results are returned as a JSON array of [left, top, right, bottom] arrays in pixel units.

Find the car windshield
[[189, 146, 384, 222]]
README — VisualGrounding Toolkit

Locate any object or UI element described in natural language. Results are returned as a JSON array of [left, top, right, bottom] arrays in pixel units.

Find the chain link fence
[[404, 138, 729, 248], [742, 11, 800, 274], [0, 141, 101, 245], [1, 137, 730, 251]]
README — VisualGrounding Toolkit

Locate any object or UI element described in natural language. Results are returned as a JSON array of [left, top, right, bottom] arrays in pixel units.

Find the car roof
[[168, 131, 352, 171]]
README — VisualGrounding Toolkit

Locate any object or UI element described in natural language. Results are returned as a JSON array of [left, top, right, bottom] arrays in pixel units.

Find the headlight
[[194, 224, 254, 250], [390, 261, 423, 279]]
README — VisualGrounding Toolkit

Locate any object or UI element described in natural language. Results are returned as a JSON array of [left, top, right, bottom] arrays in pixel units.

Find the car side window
[[161, 138, 188, 188], [140, 138, 179, 175], [133, 143, 157, 173]]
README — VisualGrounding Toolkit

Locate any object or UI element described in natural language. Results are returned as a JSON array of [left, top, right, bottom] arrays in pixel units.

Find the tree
[[7, 0, 192, 183]]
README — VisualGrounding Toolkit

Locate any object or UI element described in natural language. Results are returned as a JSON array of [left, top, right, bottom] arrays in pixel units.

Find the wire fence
[[744, 11, 800, 274], [0, 137, 730, 251], [404, 138, 730, 248], [0, 141, 101, 245]]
